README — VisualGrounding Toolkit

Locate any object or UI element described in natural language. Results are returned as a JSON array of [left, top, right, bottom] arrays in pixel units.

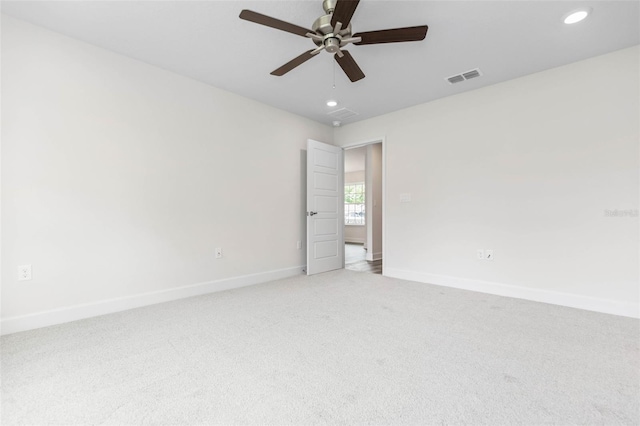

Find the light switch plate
[[400, 193, 412, 203]]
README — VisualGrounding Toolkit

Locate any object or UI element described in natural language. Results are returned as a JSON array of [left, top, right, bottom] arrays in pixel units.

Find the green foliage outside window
[[345, 183, 365, 225]]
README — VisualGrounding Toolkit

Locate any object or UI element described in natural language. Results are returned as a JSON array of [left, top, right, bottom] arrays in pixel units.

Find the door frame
[[341, 137, 386, 275]]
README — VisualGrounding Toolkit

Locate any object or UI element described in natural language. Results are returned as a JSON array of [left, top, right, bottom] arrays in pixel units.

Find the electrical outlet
[[297, 241, 301, 250], [476, 249, 484, 260], [18, 264, 32, 281], [485, 250, 494, 261], [215, 248, 223, 259]]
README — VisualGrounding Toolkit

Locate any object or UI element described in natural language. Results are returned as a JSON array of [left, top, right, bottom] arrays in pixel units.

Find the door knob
[[308, 211, 318, 216]]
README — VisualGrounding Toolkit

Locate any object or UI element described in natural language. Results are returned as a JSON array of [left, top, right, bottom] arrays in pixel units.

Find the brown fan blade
[[354, 25, 428, 45], [330, 0, 360, 29], [239, 10, 313, 37], [271, 50, 318, 76], [335, 50, 365, 82]]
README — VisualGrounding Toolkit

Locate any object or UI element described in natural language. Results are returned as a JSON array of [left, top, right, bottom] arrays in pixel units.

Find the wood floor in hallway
[[344, 243, 382, 274]]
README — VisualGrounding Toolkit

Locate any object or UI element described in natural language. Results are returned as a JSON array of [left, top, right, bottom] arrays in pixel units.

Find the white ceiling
[[2, 1, 638, 126]]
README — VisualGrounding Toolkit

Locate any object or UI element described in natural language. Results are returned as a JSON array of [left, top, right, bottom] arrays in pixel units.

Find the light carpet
[[1, 269, 638, 425]]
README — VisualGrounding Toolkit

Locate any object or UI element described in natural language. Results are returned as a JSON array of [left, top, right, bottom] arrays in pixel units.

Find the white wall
[[344, 170, 366, 244], [334, 46, 639, 317], [345, 171, 365, 183], [1, 16, 333, 332]]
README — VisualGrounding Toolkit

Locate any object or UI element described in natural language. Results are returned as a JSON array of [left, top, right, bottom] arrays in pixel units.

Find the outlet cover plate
[[18, 264, 32, 281]]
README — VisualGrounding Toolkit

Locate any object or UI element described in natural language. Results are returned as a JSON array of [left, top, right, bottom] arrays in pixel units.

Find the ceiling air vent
[[462, 69, 481, 80], [447, 75, 465, 84], [328, 108, 358, 120], [446, 68, 482, 85]]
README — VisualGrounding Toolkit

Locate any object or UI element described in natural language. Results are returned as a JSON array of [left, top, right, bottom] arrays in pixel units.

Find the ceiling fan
[[239, 0, 429, 83]]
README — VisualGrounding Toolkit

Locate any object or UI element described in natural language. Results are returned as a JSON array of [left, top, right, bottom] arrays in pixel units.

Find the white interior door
[[307, 139, 344, 275]]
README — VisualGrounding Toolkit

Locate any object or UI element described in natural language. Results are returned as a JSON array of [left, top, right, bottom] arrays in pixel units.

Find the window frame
[[344, 182, 365, 226]]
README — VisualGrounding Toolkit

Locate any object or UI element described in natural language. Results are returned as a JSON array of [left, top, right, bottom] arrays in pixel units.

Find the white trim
[[1, 266, 305, 336], [365, 251, 382, 262], [384, 268, 639, 318], [345, 238, 366, 244]]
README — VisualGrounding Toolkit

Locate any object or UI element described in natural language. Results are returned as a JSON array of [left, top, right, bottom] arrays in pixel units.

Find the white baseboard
[[366, 251, 382, 261], [1, 266, 305, 336], [345, 238, 365, 244], [384, 268, 639, 319]]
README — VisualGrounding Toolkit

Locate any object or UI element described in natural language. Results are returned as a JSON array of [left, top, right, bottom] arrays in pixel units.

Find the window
[[345, 182, 365, 225]]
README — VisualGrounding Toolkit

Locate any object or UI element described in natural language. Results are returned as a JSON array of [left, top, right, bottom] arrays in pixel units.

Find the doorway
[[343, 142, 383, 274]]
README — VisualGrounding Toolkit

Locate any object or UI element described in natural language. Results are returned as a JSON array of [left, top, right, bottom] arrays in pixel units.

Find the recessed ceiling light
[[333, 121, 341, 127], [326, 100, 338, 107], [564, 9, 590, 24]]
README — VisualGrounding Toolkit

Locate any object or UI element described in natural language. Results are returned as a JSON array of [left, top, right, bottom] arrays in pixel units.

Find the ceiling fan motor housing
[[311, 14, 352, 47]]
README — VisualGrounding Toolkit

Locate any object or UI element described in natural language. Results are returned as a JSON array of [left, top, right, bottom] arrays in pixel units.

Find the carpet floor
[[1, 269, 638, 425]]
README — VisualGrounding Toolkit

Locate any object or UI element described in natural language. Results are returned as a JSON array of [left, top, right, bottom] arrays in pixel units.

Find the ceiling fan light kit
[[239, 0, 429, 83]]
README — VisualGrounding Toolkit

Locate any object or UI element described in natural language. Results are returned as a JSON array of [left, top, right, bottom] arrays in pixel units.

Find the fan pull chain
[[332, 60, 336, 90]]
